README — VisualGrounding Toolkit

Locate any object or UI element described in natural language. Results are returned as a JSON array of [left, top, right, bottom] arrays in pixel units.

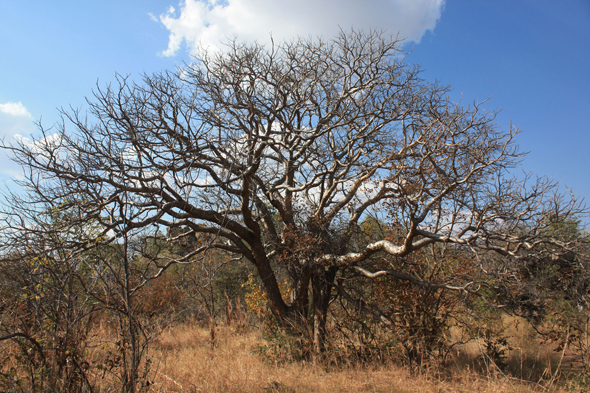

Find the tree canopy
[[2, 30, 586, 354]]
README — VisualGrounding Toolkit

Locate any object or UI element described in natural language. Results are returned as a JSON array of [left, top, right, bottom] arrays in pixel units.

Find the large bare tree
[[2, 30, 585, 353]]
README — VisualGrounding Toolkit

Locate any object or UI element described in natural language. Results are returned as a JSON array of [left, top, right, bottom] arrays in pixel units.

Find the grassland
[[141, 320, 585, 393]]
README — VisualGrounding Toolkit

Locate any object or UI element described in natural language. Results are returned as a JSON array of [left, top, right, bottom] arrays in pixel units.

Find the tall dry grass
[[2, 313, 583, 392], [146, 321, 576, 393]]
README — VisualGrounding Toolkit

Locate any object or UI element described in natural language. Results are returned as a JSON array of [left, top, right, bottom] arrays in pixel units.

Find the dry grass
[[2, 315, 582, 392], [146, 322, 573, 393]]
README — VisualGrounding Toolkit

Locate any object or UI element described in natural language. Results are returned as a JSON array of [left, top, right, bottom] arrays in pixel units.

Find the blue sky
[[1, 0, 589, 216]]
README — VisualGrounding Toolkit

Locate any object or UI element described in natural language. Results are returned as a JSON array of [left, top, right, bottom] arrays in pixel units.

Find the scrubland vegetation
[[1, 241, 588, 392], [0, 31, 588, 391]]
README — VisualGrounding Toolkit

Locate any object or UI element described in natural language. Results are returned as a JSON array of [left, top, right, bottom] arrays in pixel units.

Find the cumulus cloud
[[0, 101, 32, 118], [157, 0, 445, 56], [13, 132, 63, 155]]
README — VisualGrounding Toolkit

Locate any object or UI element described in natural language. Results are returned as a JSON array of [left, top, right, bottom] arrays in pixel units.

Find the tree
[[2, 30, 585, 355]]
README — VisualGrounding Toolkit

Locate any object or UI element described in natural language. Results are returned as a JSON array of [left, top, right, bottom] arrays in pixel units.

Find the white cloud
[[0, 102, 32, 118], [13, 132, 64, 160], [157, 0, 445, 56], [0, 118, 36, 179]]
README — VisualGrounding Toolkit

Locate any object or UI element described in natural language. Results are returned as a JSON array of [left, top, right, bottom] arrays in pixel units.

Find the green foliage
[[480, 328, 512, 370], [255, 328, 308, 365], [516, 219, 590, 372]]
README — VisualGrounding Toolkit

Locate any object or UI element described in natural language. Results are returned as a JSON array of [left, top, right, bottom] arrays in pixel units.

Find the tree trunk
[[311, 267, 338, 356], [251, 244, 290, 323]]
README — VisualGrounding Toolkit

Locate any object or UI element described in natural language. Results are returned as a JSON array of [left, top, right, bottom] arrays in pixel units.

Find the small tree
[[0, 201, 164, 391], [2, 30, 585, 355], [0, 205, 101, 391]]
